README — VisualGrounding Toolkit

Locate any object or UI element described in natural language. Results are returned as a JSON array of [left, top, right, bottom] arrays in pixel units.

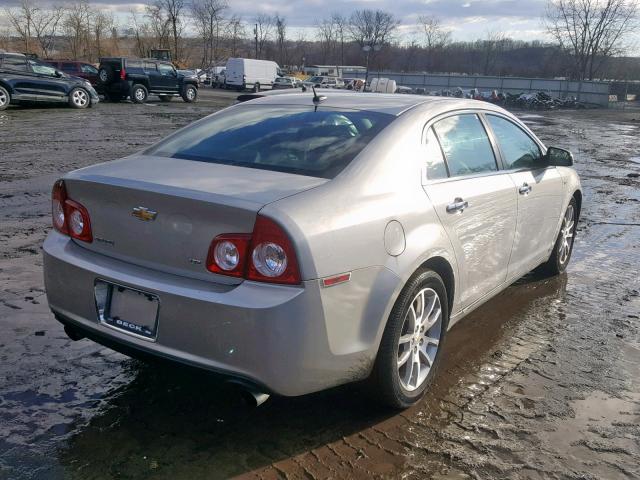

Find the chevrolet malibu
[[43, 92, 581, 408]]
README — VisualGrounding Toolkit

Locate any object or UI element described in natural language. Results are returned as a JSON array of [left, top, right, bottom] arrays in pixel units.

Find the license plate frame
[[94, 280, 160, 341]]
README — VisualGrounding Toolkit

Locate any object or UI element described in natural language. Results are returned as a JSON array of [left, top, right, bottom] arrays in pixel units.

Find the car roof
[[243, 91, 499, 116]]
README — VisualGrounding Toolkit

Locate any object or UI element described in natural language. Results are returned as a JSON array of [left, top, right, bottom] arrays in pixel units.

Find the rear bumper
[[43, 232, 399, 396]]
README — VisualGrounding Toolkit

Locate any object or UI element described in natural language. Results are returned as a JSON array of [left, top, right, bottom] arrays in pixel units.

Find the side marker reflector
[[322, 272, 351, 288]]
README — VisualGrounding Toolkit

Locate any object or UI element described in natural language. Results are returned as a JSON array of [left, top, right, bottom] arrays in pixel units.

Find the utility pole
[[254, 24, 258, 59]]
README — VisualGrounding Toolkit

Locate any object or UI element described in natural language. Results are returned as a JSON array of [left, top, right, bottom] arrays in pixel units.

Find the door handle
[[446, 197, 469, 214], [519, 183, 532, 195]]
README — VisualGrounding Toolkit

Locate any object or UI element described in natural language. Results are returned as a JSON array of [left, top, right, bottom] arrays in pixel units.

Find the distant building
[[304, 65, 367, 77]]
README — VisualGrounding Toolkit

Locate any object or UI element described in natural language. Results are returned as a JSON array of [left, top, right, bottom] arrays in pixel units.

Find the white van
[[225, 58, 280, 91]]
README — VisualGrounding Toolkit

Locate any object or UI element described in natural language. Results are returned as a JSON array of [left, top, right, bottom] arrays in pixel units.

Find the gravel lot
[[0, 90, 639, 480]]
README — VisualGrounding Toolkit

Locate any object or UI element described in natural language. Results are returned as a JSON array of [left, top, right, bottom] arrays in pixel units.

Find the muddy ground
[[0, 91, 638, 480]]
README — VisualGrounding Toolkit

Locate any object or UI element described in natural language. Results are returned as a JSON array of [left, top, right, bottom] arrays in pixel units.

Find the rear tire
[[131, 84, 148, 104], [371, 269, 449, 409], [0, 85, 10, 111], [181, 85, 197, 103], [536, 198, 577, 276], [68, 87, 90, 109]]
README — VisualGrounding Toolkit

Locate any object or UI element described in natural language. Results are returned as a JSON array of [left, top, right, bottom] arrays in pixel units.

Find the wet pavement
[[0, 92, 639, 479]]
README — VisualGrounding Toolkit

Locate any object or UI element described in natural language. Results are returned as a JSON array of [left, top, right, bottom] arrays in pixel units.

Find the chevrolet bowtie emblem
[[131, 206, 157, 222]]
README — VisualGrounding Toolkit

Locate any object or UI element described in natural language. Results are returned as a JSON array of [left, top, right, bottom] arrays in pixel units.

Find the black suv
[[0, 52, 99, 110], [97, 58, 198, 103]]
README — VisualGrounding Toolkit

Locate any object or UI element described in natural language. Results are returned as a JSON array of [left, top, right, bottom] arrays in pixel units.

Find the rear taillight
[[52, 179, 68, 235], [206, 215, 301, 285], [120, 67, 126, 80], [51, 180, 93, 243], [206, 234, 250, 277]]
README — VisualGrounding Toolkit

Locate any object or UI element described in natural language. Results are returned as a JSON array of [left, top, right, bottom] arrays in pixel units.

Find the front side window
[[28, 60, 57, 76], [158, 63, 175, 76], [2, 56, 28, 72], [486, 115, 543, 169], [147, 105, 395, 179], [433, 114, 497, 177]]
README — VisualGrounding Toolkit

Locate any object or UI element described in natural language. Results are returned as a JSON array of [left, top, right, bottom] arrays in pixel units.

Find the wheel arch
[[0, 80, 13, 94], [572, 189, 582, 219], [416, 256, 455, 315]]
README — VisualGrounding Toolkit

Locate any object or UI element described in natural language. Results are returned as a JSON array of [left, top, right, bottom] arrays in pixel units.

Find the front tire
[[181, 85, 197, 103], [0, 85, 10, 111], [537, 198, 577, 276], [253, 82, 261, 93], [131, 84, 148, 104], [372, 269, 449, 408], [68, 87, 90, 109]]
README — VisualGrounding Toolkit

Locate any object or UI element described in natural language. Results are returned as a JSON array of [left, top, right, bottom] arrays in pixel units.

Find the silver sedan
[[43, 92, 581, 408]]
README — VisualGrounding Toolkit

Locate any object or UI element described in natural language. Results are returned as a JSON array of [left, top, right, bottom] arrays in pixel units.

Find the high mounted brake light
[[206, 215, 301, 285]]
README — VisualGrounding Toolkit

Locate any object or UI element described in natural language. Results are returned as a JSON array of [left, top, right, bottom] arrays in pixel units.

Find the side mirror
[[545, 146, 574, 167], [55, 70, 63, 78]]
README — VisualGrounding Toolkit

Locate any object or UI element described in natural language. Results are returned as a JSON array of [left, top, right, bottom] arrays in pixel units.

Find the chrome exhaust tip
[[226, 380, 270, 407]]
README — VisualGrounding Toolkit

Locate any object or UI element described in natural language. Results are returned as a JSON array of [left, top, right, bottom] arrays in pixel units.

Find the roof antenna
[[312, 85, 326, 104]]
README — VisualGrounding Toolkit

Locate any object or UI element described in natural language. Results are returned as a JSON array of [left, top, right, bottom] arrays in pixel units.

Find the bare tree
[[418, 15, 451, 71], [478, 30, 507, 75], [5, 0, 37, 53], [254, 14, 273, 59], [331, 12, 347, 65], [274, 14, 286, 65], [226, 15, 245, 58], [348, 9, 399, 79], [63, 1, 92, 60], [191, 0, 228, 67], [145, 3, 171, 51], [316, 18, 336, 64], [92, 10, 114, 60], [545, 0, 639, 79], [155, 0, 185, 61]]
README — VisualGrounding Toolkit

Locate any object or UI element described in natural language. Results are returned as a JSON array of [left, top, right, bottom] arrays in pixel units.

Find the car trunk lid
[[63, 155, 327, 284]]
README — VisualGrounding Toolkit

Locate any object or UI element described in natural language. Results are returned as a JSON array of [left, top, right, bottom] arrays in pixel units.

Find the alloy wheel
[[135, 89, 146, 102], [72, 89, 88, 107], [558, 204, 575, 265], [0, 90, 7, 107], [397, 287, 442, 392]]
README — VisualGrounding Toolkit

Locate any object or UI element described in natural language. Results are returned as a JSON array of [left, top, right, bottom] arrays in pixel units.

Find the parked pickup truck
[[97, 57, 198, 103]]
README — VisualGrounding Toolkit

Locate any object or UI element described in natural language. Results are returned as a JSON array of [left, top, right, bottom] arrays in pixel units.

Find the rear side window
[[486, 115, 542, 170], [147, 105, 395, 179], [424, 128, 448, 180], [2, 56, 28, 72], [433, 114, 497, 177], [62, 63, 77, 72], [143, 62, 157, 72]]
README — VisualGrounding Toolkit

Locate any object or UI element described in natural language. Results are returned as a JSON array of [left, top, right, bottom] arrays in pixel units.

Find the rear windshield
[[147, 105, 394, 179]]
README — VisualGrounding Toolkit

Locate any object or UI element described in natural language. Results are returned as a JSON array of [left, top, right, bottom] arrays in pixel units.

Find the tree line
[[1, 0, 638, 81]]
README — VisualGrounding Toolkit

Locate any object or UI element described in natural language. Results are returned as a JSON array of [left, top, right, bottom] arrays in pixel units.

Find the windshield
[[309, 76, 324, 82], [147, 105, 394, 179]]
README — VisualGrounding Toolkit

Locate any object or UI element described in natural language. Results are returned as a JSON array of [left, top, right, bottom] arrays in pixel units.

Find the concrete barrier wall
[[344, 71, 612, 106]]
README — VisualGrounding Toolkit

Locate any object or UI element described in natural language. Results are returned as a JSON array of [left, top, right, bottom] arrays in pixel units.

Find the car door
[[156, 63, 180, 92], [422, 113, 518, 310], [27, 60, 68, 101], [483, 113, 565, 278]]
